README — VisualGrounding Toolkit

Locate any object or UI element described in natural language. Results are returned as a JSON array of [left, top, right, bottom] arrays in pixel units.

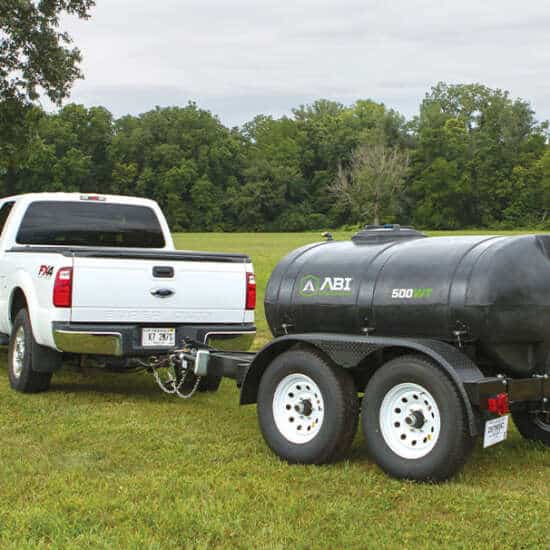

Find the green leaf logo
[[299, 275, 321, 296]]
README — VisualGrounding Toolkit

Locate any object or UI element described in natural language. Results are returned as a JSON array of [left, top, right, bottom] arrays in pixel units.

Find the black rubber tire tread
[[511, 410, 550, 446], [177, 371, 223, 393], [362, 354, 474, 482], [8, 309, 53, 393], [257, 347, 359, 465]]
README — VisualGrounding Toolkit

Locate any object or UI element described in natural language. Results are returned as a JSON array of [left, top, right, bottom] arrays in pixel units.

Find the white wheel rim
[[379, 382, 441, 459], [272, 374, 325, 444], [12, 326, 26, 379]]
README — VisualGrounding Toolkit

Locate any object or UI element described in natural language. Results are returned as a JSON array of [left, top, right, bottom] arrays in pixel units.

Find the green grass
[[0, 231, 548, 548]]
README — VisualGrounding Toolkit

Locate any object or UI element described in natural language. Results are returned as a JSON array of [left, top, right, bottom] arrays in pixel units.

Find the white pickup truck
[[0, 193, 255, 393]]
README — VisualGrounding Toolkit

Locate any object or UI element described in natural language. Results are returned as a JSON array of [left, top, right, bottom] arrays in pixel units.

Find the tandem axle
[[148, 334, 549, 482]]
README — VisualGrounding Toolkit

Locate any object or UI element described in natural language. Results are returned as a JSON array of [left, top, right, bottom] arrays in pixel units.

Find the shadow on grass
[[4, 361, 545, 487], [47, 369, 186, 403], [330, 420, 547, 486]]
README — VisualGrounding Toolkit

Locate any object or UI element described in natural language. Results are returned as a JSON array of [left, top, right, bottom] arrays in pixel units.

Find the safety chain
[[149, 354, 202, 399]]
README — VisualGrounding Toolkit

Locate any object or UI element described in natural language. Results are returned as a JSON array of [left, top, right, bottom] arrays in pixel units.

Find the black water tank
[[265, 226, 550, 376]]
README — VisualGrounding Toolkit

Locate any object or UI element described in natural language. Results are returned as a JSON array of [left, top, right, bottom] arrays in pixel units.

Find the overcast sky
[[58, 0, 550, 127]]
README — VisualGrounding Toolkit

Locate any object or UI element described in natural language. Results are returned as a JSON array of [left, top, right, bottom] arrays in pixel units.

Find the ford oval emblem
[[150, 288, 175, 298]]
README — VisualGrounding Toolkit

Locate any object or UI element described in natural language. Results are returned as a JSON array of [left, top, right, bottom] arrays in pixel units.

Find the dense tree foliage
[[409, 83, 548, 228], [0, 1, 95, 141], [0, 83, 548, 230]]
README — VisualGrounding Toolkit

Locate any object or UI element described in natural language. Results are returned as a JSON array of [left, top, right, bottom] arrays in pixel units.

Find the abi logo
[[299, 274, 353, 297]]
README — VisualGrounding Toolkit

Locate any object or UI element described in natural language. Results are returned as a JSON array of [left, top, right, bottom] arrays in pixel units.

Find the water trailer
[[151, 226, 550, 481]]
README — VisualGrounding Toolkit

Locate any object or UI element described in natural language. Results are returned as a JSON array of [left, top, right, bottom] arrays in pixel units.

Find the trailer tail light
[[487, 393, 509, 416], [246, 272, 256, 310], [53, 267, 73, 308]]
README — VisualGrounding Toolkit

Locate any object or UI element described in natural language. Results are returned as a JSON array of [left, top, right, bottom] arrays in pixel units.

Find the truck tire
[[257, 348, 358, 464], [362, 354, 474, 482], [197, 372, 223, 392], [178, 372, 223, 393], [511, 410, 550, 446], [8, 309, 58, 393]]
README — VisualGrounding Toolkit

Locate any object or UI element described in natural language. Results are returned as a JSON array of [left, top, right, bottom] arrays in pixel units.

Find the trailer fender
[[239, 333, 485, 436]]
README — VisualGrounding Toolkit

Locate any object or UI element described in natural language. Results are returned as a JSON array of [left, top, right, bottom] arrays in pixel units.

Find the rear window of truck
[[16, 201, 166, 248]]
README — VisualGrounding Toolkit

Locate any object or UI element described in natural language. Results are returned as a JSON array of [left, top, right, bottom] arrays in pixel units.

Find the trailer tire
[[257, 348, 358, 464], [511, 410, 550, 446], [8, 309, 55, 393], [362, 354, 474, 482]]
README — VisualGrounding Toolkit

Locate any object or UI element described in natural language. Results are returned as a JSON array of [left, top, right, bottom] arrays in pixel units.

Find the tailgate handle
[[153, 266, 174, 278], [151, 288, 175, 298]]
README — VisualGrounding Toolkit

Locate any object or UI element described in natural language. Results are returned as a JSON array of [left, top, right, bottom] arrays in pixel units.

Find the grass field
[[0, 230, 549, 548]]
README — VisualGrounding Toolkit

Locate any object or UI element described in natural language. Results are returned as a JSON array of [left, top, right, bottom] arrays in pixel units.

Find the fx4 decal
[[38, 265, 54, 278], [299, 275, 353, 297]]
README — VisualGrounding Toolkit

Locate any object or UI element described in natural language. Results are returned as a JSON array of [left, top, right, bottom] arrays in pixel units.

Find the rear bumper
[[52, 322, 256, 357], [464, 376, 550, 406], [53, 329, 123, 355]]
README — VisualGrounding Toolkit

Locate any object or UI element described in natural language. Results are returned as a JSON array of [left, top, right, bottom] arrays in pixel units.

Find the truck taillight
[[53, 267, 73, 308], [246, 272, 256, 310]]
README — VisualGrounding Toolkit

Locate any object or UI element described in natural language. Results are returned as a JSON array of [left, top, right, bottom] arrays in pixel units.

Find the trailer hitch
[[145, 342, 211, 399], [143, 338, 254, 398]]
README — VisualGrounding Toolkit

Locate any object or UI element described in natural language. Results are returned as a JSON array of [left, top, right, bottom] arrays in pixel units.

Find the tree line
[[0, 82, 549, 231], [1, 3, 548, 231]]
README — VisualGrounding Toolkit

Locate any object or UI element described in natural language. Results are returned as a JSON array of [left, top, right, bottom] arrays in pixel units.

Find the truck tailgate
[[70, 253, 249, 324]]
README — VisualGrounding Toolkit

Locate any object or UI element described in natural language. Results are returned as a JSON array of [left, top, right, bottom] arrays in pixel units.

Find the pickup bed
[[0, 193, 255, 392]]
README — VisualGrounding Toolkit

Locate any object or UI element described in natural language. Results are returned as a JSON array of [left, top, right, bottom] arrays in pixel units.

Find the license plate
[[142, 328, 176, 347], [483, 415, 509, 448]]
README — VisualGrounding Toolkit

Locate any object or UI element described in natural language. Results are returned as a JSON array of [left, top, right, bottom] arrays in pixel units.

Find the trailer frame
[[178, 333, 550, 436]]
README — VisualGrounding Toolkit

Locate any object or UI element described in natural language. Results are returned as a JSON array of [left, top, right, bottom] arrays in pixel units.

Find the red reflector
[[53, 267, 73, 308], [487, 393, 509, 416], [246, 272, 256, 310]]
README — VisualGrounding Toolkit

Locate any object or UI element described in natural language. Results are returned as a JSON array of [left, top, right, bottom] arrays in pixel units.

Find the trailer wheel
[[257, 349, 358, 464], [8, 309, 55, 393], [362, 354, 473, 482], [511, 410, 550, 446]]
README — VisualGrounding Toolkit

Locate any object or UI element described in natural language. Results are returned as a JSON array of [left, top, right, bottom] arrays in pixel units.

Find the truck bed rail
[[7, 246, 251, 263]]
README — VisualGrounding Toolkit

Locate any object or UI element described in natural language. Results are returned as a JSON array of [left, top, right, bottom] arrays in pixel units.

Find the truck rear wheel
[[8, 309, 58, 393], [257, 348, 358, 464], [178, 372, 223, 393], [197, 372, 223, 392], [362, 355, 474, 482], [511, 410, 550, 446]]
